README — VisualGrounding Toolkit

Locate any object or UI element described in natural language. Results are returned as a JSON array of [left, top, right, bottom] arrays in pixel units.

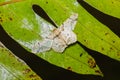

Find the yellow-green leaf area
[[0, 45, 42, 80]]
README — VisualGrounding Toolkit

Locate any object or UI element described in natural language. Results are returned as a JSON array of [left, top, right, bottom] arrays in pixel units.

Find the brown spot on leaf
[[95, 70, 102, 74], [117, 53, 120, 56], [23, 68, 31, 74], [46, 1, 48, 4], [9, 17, 13, 21], [0, 19, 3, 22], [112, 40, 115, 43], [110, 47, 113, 50], [80, 53, 83, 57], [9, 53, 15, 57], [67, 67, 72, 71], [12, 62, 15, 65], [88, 58, 96, 68], [101, 47, 104, 51], [84, 40, 87, 42], [29, 74, 38, 78], [105, 32, 109, 35]]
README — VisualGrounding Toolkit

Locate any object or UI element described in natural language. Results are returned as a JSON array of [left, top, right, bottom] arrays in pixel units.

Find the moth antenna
[[32, 4, 58, 28]]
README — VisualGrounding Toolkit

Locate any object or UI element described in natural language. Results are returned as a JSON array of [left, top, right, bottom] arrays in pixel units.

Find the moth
[[32, 13, 78, 53]]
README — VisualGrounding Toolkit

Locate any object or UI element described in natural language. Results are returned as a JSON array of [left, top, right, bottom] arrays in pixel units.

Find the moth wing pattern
[[60, 13, 78, 31], [32, 39, 53, 53], [35, 13, 55, 39], [59, 30, 77, 45], [52, 37, 67, 52], [58, 13, 78, 45], [40, 23, 55, 39]]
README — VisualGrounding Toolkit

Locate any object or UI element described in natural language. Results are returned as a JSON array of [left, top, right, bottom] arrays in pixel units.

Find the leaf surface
[[0, 0, 120, 79]]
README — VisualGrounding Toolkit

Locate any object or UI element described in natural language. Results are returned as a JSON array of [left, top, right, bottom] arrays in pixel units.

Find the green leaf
[[0, 0, 120, 79], [0, 43, 42, 80], [85, 0, 120, 18]]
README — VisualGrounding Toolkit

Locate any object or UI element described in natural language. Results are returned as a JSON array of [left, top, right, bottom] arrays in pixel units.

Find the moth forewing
[[52, 37, 67, 52], [35, 13, 55, 39], [60, 13, 78, 31], [32, 39, 53, 53], [57, 13, 78, 45]]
